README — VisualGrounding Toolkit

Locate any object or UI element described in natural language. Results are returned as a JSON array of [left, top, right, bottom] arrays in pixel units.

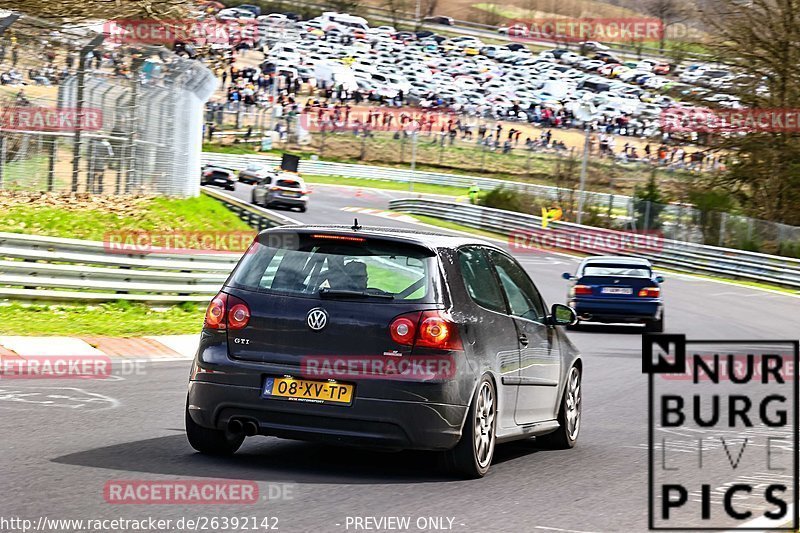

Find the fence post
[[0, 135, 5, 189], [47, 136, 56, 192], [71, 35, 105, 193], [718, 212, 727, 247]]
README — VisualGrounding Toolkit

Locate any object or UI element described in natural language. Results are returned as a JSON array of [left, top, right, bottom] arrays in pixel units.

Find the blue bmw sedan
[[563, 256, 664, 332]]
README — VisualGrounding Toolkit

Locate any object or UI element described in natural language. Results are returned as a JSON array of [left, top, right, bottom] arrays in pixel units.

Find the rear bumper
[[187, 380, 466, 450], [268, 194, 307, 206], [569, 298, 661, 323]]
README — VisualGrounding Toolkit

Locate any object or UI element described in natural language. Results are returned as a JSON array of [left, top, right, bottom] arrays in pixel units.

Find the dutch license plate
[[601, 287, 633, 295], [262, 377, 354, 405]]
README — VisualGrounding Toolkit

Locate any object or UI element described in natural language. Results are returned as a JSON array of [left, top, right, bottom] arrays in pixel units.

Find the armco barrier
[[201, 151, 633, 210], [388, 198, 800, 289], [0, 189, 291, 303]]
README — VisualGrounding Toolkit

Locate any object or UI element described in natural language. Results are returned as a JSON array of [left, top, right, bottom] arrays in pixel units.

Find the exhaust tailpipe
[[243, 420, 259, 437], [579, 313, 592, 320], [228, 418, 244, 434]]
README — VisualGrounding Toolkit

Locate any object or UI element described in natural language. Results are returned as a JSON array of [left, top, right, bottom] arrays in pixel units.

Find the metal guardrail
[[201, 185, 300, 229], [0, 189, 292, 303], [388, 198, 800, 289], [201, 151, 633, 210]]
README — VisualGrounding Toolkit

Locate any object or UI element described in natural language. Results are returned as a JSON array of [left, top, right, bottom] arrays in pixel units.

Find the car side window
[[457, 247, 507, 314], [488, 250, 546, 321]]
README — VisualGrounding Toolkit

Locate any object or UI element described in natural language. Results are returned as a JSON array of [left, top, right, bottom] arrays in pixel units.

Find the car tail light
[[638, 287, 661, 297], [389, 311, 462, 350], [389, 317, 416, 344], [573, 285, 593, 296], [204, 292, 251, 330], [205, 294, 227, 329], [228, 301, 251, 329]]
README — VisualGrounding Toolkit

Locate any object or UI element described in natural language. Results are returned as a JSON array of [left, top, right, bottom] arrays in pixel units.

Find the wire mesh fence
[[0, 11, 217, 196]]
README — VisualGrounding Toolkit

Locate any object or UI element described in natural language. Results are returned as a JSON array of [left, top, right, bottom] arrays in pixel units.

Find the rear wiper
[[318, 288, 395, 299]]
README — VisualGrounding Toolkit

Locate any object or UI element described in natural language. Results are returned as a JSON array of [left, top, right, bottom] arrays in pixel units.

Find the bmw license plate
[[601, 287, 633, 295], [262, 377, 354, 405]]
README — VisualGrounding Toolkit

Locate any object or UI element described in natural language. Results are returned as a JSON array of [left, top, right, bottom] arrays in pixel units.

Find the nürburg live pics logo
[[643, 334, 799, 530]]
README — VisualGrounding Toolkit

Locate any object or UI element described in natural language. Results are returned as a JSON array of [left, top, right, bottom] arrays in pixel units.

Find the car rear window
[[228, 232, 436, 301], [277, 179, 301, 188], [583, 264, 651, 277]]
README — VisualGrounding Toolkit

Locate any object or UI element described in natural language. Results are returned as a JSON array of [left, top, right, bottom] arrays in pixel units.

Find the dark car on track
[[186, 226, 583, 477], [562, 256, 664, 331], [201, 165, 236, 191]]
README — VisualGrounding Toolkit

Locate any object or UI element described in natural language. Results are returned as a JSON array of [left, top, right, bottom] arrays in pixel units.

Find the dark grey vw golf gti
[[186, 225, 583, 478]]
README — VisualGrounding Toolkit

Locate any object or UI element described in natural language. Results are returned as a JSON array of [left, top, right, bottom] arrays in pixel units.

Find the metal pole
[[0, 136, 5, 189], [268, 28, 284, 134], [70, 35, 104, 193], [409, 130, 417, 192], [576, 125, 590, 225]]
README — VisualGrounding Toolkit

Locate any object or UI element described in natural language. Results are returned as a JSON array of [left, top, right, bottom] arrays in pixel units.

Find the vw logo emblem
[[307, 308, 328, 331]]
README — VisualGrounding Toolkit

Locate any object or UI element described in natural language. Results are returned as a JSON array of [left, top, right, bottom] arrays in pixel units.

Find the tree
[[0, 0, 188, 21], [420, 0, 438, 19], [687, 187, 735, 245], [697, 0, 800, 225], [642, 0, 693, 52], [326, 0, 363, 14], [383, 0, 411, 27], [633, 171, 666, 230]]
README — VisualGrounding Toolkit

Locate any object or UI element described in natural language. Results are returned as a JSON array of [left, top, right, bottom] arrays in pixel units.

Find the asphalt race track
[[2, 182, 798, 533]]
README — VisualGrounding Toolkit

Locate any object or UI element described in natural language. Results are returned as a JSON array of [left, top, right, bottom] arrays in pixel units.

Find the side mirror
[[561, 272, 573, 280], [655, 275, 664, 283], [550, 303, 577, 326]]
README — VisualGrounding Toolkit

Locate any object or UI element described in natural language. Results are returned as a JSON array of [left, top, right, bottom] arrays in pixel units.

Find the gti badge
[[307, 308, 328, 331]]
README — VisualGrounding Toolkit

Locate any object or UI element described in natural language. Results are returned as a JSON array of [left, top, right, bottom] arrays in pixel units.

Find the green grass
[[203, 136, 693, 197], [1, 156, 50, 189], [0, 301, 206, 336], [305, 174, 470, 197], [412, 214, 511, 242], [0, 194, 253, 241]]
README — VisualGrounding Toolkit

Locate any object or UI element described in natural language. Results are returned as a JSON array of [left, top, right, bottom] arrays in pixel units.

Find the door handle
[[518, 334, 529, 347]]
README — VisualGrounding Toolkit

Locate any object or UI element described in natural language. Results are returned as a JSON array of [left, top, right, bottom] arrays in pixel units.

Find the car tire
[[227, 184, 235, 191], [299, 206, 307, 213], [442, 375, 496, 478], [536, 365, 581, 449], [645, 312, 664, 333], [185, 401, 244, 456]]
